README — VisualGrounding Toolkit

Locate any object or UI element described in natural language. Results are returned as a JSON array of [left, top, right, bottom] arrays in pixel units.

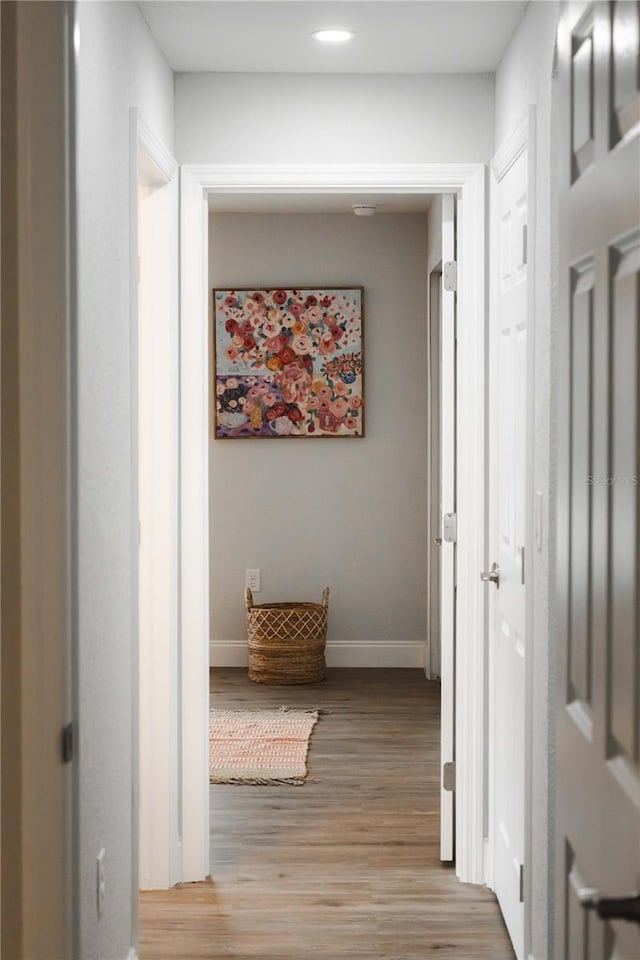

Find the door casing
[[439, 194, 457, 862], [181, 162, 488, 883], [132, 108, 182, 895]]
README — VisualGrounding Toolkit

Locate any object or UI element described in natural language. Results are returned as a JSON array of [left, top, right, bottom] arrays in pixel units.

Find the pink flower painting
[[213, 288, 364, 438]]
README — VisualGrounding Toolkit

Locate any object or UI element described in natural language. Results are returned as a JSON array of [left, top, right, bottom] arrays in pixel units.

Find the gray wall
[[177, 73, 495, 164], [75, 2, 174, 956], [494, 4, 560, 958], [427, 195, 444, 274], [209, 212, 430, 667]]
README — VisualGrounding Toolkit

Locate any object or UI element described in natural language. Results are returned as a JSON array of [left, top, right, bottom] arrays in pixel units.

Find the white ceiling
[[139, 1, 528, 75], [207, 192, 434, 213]]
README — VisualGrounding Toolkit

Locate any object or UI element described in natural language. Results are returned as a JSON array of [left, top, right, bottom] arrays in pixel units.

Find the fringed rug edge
[[209, 705, 321, 786]]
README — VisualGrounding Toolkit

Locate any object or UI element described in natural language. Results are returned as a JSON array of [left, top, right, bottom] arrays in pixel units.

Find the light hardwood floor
[[140, 668, 514, 959]]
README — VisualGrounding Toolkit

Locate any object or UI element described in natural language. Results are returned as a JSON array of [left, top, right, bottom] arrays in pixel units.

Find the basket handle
[[245, 587, 254, 609], [321, 587, 330, 609]]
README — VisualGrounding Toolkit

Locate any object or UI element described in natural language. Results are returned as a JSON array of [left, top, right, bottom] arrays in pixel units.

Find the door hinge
[[443, 260, 457, 292], [519, 863, 525, 902], [443, 512, 457, 543], [521, 546, 525, 585], [442, 761, 456, 792], [61, 723, 74, 764]]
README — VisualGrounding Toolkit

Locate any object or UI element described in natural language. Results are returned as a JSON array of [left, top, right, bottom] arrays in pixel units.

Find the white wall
[[177, 73, 495, 164], [75, 3, 174, 957], [494, 5, 560, 959], [209, 212, 430, 667]]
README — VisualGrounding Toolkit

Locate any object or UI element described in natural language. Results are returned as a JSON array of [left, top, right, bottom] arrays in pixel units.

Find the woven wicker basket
[[246, 586, 329, 685]]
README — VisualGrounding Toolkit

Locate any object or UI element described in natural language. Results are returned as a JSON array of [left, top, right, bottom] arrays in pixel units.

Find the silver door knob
[[579, 889, 640, 924], [480, 562, 500, 588]]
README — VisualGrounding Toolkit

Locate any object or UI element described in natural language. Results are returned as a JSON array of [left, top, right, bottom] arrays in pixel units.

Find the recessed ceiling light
[[311, 29, 355, 44]]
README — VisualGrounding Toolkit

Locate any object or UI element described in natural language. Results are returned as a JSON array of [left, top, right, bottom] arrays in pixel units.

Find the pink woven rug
[[209, 707, 320, 785]]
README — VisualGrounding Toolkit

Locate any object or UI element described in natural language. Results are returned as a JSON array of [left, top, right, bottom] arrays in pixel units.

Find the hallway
[[139, 669, 513, 959]]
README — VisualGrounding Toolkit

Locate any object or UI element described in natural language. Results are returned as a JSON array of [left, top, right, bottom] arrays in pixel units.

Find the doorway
[[133, 109, 211, 897], [178, 162, 488, 887], [208, 203, 432, 671]]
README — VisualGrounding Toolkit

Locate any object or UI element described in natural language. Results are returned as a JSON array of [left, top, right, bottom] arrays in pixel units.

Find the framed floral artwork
[[212, 287, 365, 439]]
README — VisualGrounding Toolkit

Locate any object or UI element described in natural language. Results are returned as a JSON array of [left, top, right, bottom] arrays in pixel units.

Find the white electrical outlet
[[97, 848, 106, 919], [245, 568, 261, 592]]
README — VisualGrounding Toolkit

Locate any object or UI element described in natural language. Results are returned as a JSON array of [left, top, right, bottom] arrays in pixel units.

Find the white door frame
[[178, 165, 211, 882], [488, 110, 536, 952], [181, 162, 487, 884], [131, 110, 214, 892], [130, 109, 184, 893], [439, 195, 456, 862]]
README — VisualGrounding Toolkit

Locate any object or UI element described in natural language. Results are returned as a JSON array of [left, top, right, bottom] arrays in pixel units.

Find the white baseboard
[[210, 640, 425, 669], [483, 836, 494, 889], [326, 641, 425, 668], [126, 949, 138, 960], [211, 640, 248, 667]]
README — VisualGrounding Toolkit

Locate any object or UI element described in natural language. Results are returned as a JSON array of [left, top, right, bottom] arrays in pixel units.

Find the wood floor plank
[[140, 668, 513, 959]]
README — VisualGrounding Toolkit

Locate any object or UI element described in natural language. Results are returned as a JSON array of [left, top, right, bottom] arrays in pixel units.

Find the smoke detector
[[352, 204, 378, 217]]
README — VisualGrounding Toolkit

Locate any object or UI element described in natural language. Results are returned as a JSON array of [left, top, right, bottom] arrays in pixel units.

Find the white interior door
[[428, 267, 442, 682], [440, 194, 456, 862], [555, 4, 640, 958], [488, 142, 529, 957]]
